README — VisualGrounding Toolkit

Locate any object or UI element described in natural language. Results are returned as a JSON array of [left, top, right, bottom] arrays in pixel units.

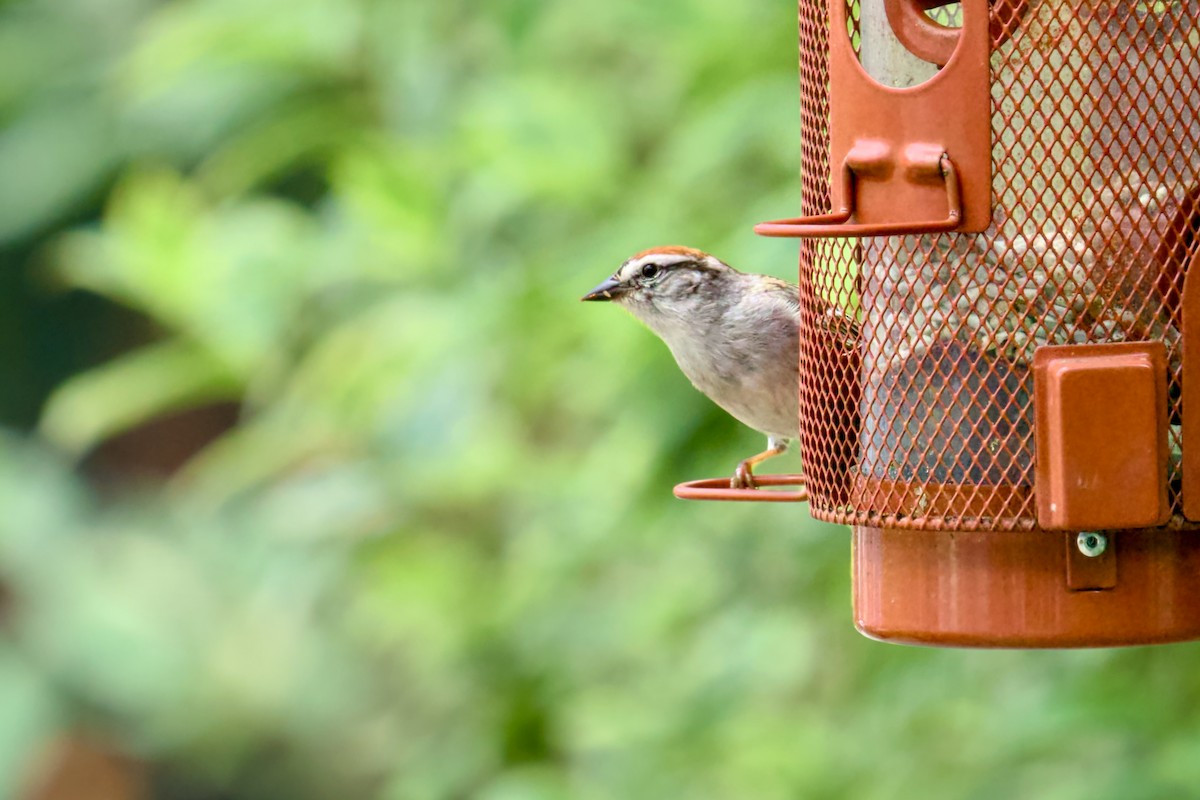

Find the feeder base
[[853, 526, 1200, 648]]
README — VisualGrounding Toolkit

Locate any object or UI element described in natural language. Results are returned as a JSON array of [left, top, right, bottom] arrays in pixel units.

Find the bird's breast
[[666, 331, 799, 440]]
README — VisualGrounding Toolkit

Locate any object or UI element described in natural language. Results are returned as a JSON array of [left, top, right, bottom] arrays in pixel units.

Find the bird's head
[[581, 246, 735, 322]]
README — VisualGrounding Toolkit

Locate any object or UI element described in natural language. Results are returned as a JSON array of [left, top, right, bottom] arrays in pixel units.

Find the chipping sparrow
[[582, 246, 848, 489]]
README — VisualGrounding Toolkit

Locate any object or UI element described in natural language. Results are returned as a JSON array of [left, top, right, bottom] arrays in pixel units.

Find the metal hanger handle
[[755, 151, 962, 239]]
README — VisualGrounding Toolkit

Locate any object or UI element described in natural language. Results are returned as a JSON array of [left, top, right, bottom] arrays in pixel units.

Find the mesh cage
[[798, 1, 1200, 530]]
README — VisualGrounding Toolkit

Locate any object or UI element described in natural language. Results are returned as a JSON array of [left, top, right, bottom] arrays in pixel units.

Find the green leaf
[[39, 339, 240, 456]]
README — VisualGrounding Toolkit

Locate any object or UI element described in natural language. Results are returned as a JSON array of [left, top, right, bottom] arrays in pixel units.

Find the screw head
[[1077, 531, 1108, 558]]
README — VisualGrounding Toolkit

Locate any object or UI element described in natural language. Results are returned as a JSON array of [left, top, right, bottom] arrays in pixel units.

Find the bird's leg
[[731, 437, 789, 490]]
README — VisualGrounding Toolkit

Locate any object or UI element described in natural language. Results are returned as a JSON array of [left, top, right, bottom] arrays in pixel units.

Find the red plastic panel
[[1034, 342, 1169, 531]]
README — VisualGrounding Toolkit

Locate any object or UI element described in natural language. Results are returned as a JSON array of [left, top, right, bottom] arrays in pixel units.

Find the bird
[[582, 246, 853, 490]]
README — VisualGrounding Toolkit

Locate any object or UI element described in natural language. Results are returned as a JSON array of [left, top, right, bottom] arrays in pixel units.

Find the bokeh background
[[2, 0, 1200, 797]]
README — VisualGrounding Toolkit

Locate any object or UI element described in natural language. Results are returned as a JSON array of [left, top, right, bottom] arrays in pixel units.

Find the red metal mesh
[[798, 1, 1200, 530]]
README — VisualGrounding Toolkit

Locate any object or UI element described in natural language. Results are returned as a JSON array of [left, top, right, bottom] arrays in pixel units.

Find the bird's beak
[[580, 276, 628, 302]]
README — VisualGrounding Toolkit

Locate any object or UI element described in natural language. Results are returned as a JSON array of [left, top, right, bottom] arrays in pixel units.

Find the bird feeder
[[687, 0, 1200, 646]]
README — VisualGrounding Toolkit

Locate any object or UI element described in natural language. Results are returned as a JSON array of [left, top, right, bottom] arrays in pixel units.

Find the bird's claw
[[731, 461, 759, 490]]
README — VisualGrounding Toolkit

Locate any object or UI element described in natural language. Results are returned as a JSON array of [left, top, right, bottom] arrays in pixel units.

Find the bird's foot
[[730, 440, 790, 489], [731, 460, 759, 490]]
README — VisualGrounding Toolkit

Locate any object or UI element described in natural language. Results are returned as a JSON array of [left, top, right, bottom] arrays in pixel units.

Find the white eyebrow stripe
[[619, 252, 713, 282]]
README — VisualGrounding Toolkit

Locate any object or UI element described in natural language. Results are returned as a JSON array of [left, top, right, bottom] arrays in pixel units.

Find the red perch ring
[[673, 474, 809, 502]]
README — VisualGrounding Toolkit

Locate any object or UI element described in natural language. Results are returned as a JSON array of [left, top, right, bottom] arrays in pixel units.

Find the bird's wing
[[815, 304, 861, 352], [755, 275, 801, 314], [754, 273, 859, 351]]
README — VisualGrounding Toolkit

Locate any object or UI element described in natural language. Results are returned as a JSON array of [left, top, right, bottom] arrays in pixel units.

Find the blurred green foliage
[[2, 0, 1200, 798]]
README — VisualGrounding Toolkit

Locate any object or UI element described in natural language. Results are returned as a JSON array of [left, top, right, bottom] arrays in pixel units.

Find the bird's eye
[[640, 263, 660, 280]]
